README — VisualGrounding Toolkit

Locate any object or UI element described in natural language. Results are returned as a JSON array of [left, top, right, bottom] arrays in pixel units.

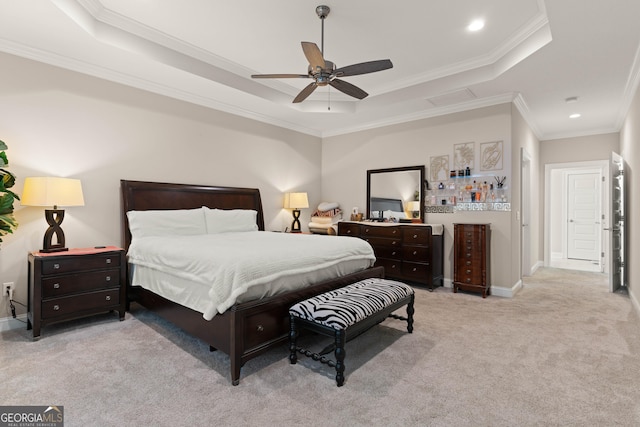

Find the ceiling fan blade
[[293, 82, 318, 103], [329, 79, 368, 100], [334, 59, 393, 77], [301, 42, 326, 71], [251, 74, 310, 79]]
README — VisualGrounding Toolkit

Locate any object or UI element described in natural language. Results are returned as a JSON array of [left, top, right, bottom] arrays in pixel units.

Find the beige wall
[[620, 84, 640, 313], [0, 53, 322, 322], [321, 104, 525, 292], [540, 133, 619, 164], [511, 105, 541, 273]]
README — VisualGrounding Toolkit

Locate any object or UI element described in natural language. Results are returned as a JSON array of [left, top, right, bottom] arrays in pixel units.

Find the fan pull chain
[[328, 85, 331, 111]]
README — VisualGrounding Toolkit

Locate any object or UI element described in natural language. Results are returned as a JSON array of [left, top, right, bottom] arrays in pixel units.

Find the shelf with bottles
[[425, 174, 510, 212]]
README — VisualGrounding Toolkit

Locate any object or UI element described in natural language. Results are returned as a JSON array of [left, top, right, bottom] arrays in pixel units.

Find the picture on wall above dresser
[[453, 142, 474, 170], [480, 140, 504, 171]]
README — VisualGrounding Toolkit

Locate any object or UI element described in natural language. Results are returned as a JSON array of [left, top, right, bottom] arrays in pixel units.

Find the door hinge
[[602, 176, 605, 182], [602, 252, 605, 258]]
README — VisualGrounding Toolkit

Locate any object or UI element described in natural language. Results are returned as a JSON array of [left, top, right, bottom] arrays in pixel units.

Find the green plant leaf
[[0, 193, 15, 213], [1, 169, 16, 189], [0, 140, 7, 150], [0, 152, 7, 167]]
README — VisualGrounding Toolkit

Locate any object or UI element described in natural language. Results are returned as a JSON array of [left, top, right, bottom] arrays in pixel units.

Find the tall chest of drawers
[[453, 223, 491, 298], [28, 247, 126, 339], [338, 222, 444, 290]]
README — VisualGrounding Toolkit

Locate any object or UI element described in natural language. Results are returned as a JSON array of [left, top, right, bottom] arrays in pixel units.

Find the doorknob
[[569, 219, 574, 222]]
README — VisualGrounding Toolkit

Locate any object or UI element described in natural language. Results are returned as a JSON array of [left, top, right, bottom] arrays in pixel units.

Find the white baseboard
[[491, 280, 522, 298], [0, 314, 27, 332]]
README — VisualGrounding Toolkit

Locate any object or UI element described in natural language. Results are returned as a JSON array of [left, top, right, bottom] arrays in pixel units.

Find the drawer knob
[[53, 304, 60, 311], [466, 278, 471, 283], [106, 259, 112, 264], [105, 296, 111, 301], [392, 251, 397, 256], [346, 230, 351, 234], [391, 264, 397, 269], [466, 261, 471, 265], [392, 230, 397, 234], [413, 234, 418, 239], [106, 276, 111, 282], [53, 283, 60, 289], [392, 241, 397, 246], [413, 251, 418, 255], [257, 325, 264, 332], [53, 263, 60, 270], [412, 267, 417, 272], [466, 253, 471, 257], [466, 269, 471, 274]]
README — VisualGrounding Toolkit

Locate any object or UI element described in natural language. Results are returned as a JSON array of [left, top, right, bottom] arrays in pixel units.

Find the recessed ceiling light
[[569, 113, 581, 119], [467, 19, 485, 32]]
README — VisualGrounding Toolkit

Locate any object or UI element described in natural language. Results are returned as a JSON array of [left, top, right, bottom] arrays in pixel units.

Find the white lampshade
[[407, 201, 420, 211], [284, 192, 309, 209], [21, 177, 85, 208]]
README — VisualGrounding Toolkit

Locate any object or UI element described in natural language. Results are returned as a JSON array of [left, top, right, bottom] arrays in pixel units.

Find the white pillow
[[383, 210, 407, 219], [127, 207, 207, 238], [317, 201, 339, 211], [204, 208, 259, 234]]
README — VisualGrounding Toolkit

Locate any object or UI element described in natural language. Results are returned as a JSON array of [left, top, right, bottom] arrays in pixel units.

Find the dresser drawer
[[375, 258, 401, 276], [402, 228, 431, 246], [41, 288, 120, 319], [374, 246, 402, 260], [402, 246, 429, 262], [364, 236, 402, 249], [402, 261, 431, 281], [361, 225, 402, 239], [41, 253, 121, 275], [338, 222, 361, 237], [41, 268, 121, 298]]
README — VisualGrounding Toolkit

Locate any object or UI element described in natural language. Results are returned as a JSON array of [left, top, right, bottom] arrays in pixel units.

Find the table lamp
[[21, 177, 85, 252], [407, 201, 420, 218], [284, 192, 308, 233]]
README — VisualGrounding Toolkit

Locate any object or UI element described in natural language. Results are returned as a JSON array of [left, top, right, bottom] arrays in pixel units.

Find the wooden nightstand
[[27, 247, 126, 339]]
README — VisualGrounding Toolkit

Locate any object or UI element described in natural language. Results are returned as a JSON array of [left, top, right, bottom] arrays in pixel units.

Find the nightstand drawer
[[42, 253, 121, 275], [41, 268, 121, 298], [41, 288, 120, 319]]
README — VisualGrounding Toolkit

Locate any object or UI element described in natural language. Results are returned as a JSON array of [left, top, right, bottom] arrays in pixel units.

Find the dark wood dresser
[[453, 223, 491, 298], [28, 247, 126, 339], [338, 222, 444, 290]]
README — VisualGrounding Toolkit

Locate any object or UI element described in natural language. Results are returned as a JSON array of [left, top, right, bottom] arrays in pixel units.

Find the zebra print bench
[[288, 278, 415, 386]]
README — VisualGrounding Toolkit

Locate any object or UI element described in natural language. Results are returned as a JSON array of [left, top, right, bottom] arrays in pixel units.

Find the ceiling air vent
[[426, 88, 476, 107]]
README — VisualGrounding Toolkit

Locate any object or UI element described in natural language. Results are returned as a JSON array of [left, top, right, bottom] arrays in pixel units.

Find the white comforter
[[127, 231, 375, 319]]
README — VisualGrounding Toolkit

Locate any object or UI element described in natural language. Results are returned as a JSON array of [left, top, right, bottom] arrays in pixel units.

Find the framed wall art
[[453, 142, 474, 170], [430, 155, 449, 182], [480, 141, 503, 171]]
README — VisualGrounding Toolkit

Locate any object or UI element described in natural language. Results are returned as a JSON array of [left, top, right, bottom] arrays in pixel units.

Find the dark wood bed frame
[[121, 180, 383, 385]]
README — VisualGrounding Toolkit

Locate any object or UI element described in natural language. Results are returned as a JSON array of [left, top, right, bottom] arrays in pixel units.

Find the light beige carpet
[[1, 268, 639, 426]]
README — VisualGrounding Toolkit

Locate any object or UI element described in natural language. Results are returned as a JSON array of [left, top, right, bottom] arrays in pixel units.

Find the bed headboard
[[121, 180, 265, 250], [369, 197, 404, 218]]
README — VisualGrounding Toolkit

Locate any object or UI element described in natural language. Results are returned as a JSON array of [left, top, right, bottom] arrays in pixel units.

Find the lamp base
[[290, 209, 302, 233], [42, 208, 68, 253]]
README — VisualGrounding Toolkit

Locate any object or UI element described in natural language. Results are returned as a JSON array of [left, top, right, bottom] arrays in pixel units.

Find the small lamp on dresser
[[284, 192, 309, 233], [21, 177, 85, 253]]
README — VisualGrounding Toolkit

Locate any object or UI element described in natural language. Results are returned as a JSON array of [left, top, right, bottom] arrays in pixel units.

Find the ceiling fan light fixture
[[251, 5, 393, 104]]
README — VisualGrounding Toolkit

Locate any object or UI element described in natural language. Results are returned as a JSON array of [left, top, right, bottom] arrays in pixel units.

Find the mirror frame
[[366, 165, 426, 221]]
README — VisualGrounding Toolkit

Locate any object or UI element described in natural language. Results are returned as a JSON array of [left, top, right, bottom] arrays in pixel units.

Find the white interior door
[[609, 152, 625, 292], [521, 148, 532, 275], [567, 172, 600, 261]]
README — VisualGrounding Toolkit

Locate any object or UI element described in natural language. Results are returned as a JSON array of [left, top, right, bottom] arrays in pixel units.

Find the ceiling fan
[[251, 5, 393, 103]]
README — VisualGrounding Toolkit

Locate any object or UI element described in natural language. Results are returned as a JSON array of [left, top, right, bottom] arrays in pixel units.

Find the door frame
[[521, 148, 532, 276], [544, 160, 609, 272]]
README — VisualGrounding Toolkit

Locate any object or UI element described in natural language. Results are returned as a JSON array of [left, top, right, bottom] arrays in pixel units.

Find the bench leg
[[289, 316, 298, 365], [334, 329, 346, 387], [406, 294, 415, 333]]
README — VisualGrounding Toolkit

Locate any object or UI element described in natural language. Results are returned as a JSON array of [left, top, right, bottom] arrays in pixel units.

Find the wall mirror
[[366, 165, 425, 221]]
